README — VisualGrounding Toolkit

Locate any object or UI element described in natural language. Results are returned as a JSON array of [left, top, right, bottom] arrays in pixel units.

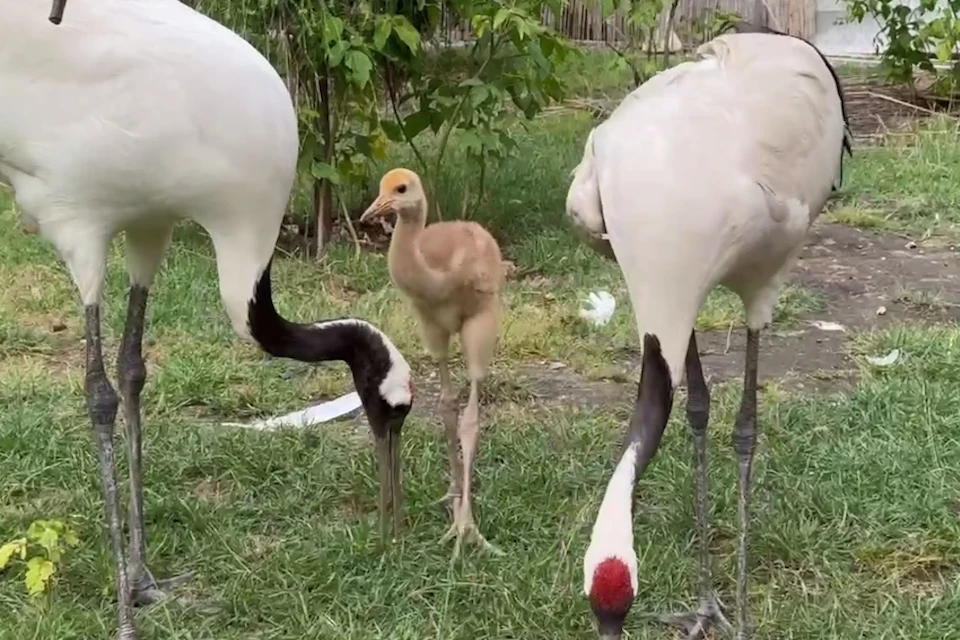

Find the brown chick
[[361, 168, 504, 557]]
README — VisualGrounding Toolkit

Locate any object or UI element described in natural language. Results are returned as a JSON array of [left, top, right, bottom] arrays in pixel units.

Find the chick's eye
[[396, 184, 407, 194]]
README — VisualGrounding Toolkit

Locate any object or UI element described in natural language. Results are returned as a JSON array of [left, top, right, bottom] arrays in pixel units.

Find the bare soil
[[399, 222, 960, 423]]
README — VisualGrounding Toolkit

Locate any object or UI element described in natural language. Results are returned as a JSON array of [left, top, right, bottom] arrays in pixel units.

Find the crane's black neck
[[246, 258, 394, 398], [625, 333, 675, 475]]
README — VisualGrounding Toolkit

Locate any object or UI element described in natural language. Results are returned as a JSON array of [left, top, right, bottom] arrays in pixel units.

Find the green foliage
[[197, 0, 573, 228], [0, 520, 80, 597], [846, 0, 960, 91], [384, 0, 573, 217], [588, 0, 670, 89]]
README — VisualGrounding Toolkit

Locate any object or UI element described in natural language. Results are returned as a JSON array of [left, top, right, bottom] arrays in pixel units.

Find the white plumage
[[573, 32, 849, 640], [572, 33, 844, 386], [2, 3, 413, 638], [2, 0, 294, 322]]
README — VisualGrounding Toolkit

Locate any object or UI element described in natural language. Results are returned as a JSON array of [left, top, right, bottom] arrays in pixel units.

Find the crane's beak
[[360, 196, 393, 223], [49, 0, 66, 24], [375, 427, 403, 541]]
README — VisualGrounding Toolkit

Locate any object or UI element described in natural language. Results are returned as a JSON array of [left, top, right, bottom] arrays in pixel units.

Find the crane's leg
[[732, 328, 760, 640], [117, 285, 193, 605], [84, 303, 139, 640], [659, 331, 733, 639], [441, 307, 502, 558], [436, 354, 464, 510], [419, 317, 461, 511]]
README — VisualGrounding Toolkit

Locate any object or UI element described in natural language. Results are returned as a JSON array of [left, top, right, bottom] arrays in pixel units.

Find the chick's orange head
[[379, 168, 420, 195]]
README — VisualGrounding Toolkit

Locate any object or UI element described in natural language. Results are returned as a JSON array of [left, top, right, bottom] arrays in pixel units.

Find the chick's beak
[[360, 195, 392, 223]]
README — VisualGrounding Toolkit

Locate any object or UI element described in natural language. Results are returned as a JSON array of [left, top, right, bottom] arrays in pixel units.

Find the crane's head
[[361, 168, 426, 224], [342, 319, 414, 541], [583, 444, 640, 640]]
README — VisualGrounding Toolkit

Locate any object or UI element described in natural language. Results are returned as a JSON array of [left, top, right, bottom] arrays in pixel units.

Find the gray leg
[[116, 286, 193, 606], [732, 329, 760, 640], [660, 331, 733, 639], [85, 305, 139, 640]]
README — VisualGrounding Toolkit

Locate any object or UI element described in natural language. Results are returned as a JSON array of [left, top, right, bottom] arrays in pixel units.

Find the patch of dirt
[[625, 222, 960, 395], [404, 222, 960, 425], [336, 222, 960, 432]]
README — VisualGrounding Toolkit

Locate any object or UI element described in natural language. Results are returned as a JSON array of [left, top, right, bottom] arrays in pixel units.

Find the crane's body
[[2, 0, 295, 330], [3, 3, 413, 639], [569, 33, 845, 386], [571, 32, 849, 640]]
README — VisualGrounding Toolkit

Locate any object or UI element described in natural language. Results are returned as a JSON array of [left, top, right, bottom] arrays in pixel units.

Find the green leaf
[[345, 50, 373, 87], [36, 527, 59, 555], [936, 40, 953, 61], [374, 17, 392, 51], [25, 557, 54, 596], [328, 41, 348, 68], [0, 540, 25, 569], [310, 162, 341, 184], [323, 16, 345, 44], [460, 130, 483, 154], [402, 110, 432, 139], [381, 120, 404, 143], [469, 85, 490, 109], [62, 528, 79, 547], [493, 8, 511, 31], [392, 18, 421, 53]]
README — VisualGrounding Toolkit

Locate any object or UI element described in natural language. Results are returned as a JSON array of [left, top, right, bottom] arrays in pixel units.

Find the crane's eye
[[396, 184, 407, 194]]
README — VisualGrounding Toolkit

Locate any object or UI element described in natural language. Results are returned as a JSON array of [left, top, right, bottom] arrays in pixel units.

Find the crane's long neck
[[387, 202, 451, 300], [246, 259, 411, 406], [589, 442, 639, 552], [585, 334, 675, 579]]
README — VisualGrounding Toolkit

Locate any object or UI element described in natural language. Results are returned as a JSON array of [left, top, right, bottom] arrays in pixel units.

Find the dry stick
[[758, 0, 785, 32], [847, 90, 956, 119], [337, 195, 362, 258], [386, 67, 429, 177]]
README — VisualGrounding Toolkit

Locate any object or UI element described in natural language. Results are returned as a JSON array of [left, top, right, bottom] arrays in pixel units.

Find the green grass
[[827, 117, 960, 239], [3, 51, 960, 640]]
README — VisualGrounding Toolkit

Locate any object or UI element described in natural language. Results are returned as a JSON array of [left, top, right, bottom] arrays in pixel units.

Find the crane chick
[[571, 32, 851, 640], [362, 168, 504, 558]]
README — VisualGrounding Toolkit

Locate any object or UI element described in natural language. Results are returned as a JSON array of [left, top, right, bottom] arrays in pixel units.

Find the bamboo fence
[[432, 0, 817, 49]]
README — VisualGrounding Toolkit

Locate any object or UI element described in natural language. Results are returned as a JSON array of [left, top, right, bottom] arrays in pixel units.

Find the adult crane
[[569, 31, 851, 639], [5, 2, 413, 638]]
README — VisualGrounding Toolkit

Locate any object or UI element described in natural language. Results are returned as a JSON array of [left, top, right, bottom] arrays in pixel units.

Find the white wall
[[812, 0, 884, 56], [811, 0, 954, 57]]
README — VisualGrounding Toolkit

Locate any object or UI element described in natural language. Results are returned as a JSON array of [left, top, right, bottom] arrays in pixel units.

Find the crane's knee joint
[[85, 370, 119, 427], [731, 422, 757, 458], [118, 354, 147, 397], [686, 405, 709, 433]]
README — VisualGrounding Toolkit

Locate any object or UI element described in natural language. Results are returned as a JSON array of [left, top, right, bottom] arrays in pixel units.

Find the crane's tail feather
[[566, 130, 615, 259]]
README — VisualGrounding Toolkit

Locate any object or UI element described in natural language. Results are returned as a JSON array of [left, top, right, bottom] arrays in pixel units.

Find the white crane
[[3, 2, 413, 639], [569, 32, 851, 640]]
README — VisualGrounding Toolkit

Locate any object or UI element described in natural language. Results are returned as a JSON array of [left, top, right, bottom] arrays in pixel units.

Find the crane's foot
[[131, 568, 196, 606], [440, 518, 503, 559], [115, 624, 140, 640], [433, 486, 461, 507], [656, 592, 734, 640]]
